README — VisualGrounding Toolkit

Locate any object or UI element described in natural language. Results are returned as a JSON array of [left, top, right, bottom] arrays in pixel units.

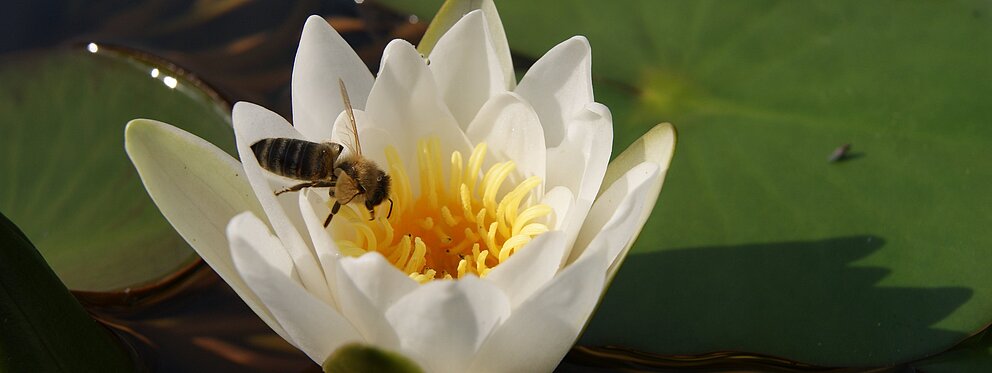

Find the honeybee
[[251, 79, 392, 227]]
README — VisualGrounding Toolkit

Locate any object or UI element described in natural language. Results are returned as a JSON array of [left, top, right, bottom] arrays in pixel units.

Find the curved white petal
[[366, 39, 472, 194], [293, 15, 374, 141], [597, 123, 676, 279], [545, 102, 612, 261], [515, 36, 593, 147], [385, 277, 510, 373], [569, 162, 661, 270], [465, 92, 547, 186], [334, 253, 418, 349], [232, 101, 334, 304], [540, 186, 573, 231], [418, 0, 514, 90], [124, 119, 287, 340], [468, 235, 608, 372], [298, 191, 342, 308], [228, 212, 363, 364], [484, 231, 566, 309], [546, 102, 612, 208], [430, 10, 508, 129]]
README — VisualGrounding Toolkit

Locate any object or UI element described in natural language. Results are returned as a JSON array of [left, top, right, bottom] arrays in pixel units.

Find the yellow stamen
[[330, 139, 551, 283]]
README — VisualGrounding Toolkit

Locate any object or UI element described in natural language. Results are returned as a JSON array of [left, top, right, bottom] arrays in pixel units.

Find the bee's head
[[363, 170, 391, 210]]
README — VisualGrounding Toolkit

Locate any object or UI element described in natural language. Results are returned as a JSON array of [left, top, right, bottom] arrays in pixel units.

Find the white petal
[[334, 253, 418, 349], [418, 0, 514, 90], [546, 102, 612, 207], [544, 103, 612, 262], [465, 92, 546, 185], [233, 101, 334, 304], [385, 277, 510, 373], [469, 236, 608, 372], [540, 186, 573, 231], [600, 123, 677, 195], [597, 123, 676, 279], [292, 15, 374, 141], [299, 190, 341, 259], [569, 162, 661, 271], [515, 36, 593, 147], [298, 191, 342, 308], [484, 231, 566, 309], [538, 186, 589, 268], [124, 119, 287, 339], [366, 39, 472, 194], [229, 213, 363, 364], [430, 10, 508, 129]]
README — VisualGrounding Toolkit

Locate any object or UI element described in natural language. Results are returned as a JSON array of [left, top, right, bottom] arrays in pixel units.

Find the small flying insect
[[251, 79, 392, 227], [828, 143, 852, 163]]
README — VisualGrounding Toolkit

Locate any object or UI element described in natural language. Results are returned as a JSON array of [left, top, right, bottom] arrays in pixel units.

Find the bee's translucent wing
[[336, 78, 362, 157]]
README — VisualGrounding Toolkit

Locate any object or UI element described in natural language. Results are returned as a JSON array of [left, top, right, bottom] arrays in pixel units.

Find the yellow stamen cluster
[[332, 138, 551, 283]]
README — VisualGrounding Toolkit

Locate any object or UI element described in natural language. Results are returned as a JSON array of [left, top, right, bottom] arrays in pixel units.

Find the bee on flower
[[126, 0, 675, 371]]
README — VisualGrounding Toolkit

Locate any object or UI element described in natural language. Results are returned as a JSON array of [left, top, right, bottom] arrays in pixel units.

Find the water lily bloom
[[126, 4, 674, 372]]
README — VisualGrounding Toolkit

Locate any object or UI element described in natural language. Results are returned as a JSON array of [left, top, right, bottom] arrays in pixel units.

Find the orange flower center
[[332, 138, 551, 283]]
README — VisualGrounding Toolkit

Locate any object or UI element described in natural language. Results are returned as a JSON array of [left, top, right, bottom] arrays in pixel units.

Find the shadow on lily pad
[[581, 235, 972, 367]]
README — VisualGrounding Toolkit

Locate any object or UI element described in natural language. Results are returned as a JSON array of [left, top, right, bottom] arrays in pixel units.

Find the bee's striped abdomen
[[251, 138, 339, 180]]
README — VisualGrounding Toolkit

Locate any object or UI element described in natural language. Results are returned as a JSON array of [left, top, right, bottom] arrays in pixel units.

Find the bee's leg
[[275, 180, 335, 196], [275, 182, 317, 196], [323, 202, 342, 228], [367, 207, 376, 221]]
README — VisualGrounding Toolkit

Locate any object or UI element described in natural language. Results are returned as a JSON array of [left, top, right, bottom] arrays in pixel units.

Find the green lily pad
[[0, 46, 235, 292], [914, 328, 992, 372], [382, 0, 992, 366]]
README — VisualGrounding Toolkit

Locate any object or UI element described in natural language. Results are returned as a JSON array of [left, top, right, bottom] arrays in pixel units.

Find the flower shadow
[[580, 235, 973, 366]]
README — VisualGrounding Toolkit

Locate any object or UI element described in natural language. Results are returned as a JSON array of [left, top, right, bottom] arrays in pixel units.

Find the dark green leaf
[[0, 211, 135, 372]]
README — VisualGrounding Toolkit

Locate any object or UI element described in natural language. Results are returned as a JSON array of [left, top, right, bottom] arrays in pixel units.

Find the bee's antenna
[[386, 198, 394, 219]]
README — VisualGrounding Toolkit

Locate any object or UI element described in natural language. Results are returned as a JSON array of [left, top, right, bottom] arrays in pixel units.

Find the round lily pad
[[0, 45, 235, 292]]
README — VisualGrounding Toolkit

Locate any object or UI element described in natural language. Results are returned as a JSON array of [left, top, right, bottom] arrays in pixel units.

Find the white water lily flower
[[126, 6, 674, 372]]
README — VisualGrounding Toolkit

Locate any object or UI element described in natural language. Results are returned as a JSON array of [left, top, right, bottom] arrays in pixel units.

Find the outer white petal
[[430, 10, 508, 129], [366, 39, 473, 194], [515, 36, 593, 147], [334, 253, 418, 350], [232, 101, 334, 304], [228, 213, 363, 364], [292, 15, 374, 141], [124, 119, 287, 340], [385, 277, 511, 373], [465, 92, 547, 187], [418, 0, 514, 90], [484, 231, 566, 309], [569, 162, 661, 269], [596, 123, 677, 278], [468, 235, 609, 373]]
